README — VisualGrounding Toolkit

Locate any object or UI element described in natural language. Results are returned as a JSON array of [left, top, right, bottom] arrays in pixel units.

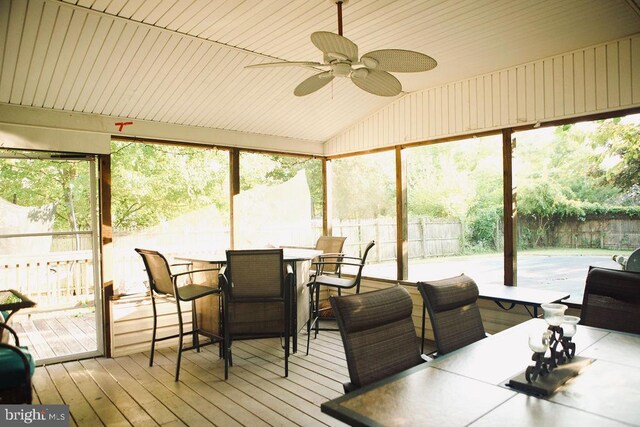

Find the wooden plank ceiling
[[1, 0, 639, 143]]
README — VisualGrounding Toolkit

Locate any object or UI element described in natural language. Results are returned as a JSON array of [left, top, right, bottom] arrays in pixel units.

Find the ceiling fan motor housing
[[332, 62, 352, 77]]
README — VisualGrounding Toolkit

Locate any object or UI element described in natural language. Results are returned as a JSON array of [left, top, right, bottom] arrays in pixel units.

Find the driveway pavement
[[365, 254, 622, 304]]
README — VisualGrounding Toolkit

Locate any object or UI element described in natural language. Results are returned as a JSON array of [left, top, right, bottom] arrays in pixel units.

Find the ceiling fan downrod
[[334, 0, 347, 36]]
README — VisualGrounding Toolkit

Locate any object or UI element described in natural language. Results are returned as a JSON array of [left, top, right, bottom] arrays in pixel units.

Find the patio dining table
[[176, 248, 322, 353], [322, 317, 640, 426]]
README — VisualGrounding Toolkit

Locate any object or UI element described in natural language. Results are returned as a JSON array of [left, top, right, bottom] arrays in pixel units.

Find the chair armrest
[[170, 262, 193, 275], [321, 255, 361, 261], [312, 261, 363, 269], [218, 267, 229, 291], [172, 267, 220, 278], [285, 264, 295, 288], [172, 267, 221, 289], [316, 255, 361, 262], [316, 252, 345, 258], [170, 262, 192, 267], [0, 323, 20, 347]]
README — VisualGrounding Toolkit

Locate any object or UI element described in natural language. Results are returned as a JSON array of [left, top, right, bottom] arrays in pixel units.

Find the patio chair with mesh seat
[[306, 240, 375, 355], [135, 248, 224, 381], [310, 236, 347, 276], [417, 274, 487, 356], [218, 248, 293, 378], [330, 285, 425, 393], [581, 266, 640, 334]]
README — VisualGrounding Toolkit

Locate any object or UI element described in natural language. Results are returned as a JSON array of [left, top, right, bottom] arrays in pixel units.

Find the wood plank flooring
[[11, 310, 97, 362], [33, 331, 352, 426]]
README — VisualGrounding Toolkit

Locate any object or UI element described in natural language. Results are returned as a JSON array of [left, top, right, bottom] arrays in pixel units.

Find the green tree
[[0, 155, 91, 238], [240, 152, 322, 217], [590, 118, 640, 202], [332, 153, 396, 219], [111, 142, 229, 230]]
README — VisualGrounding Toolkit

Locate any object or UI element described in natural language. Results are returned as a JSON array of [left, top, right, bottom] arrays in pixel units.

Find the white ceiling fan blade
[[360, 49, 437, 72], [245, 61, 325, 69], [294, 71, 335, 96], [311, 31, 358, 62], [351, 69, 402, 97]]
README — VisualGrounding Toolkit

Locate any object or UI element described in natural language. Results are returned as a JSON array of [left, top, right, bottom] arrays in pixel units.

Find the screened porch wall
[[326, 34, 640, 156]]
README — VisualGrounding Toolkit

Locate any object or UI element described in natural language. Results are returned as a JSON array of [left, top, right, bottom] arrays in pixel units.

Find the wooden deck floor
[[11, 310, 98, 362], [33, 331, 353, 426]]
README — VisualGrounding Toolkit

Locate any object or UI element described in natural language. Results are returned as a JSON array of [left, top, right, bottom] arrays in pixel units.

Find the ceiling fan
[[245, 0, 437, 97]]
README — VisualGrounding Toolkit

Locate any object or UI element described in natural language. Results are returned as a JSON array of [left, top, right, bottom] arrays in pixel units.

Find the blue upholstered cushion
[[0, 346, 35, 390]]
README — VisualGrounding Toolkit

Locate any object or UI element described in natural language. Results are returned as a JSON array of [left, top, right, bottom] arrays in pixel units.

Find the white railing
[[0, 251, 94, 310]]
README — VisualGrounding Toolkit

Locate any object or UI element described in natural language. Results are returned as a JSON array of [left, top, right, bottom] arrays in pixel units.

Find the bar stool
[[306, 240, 375, 355]]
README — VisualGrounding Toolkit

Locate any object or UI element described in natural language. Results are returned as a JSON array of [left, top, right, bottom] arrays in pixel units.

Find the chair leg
[[285, 330, 290, 378], [314, 284, 321, 339], [226, 347, 233, 379], [223, 323, 229, 380], [223, 296, 231, 380], [192, 300, 200, 352], [306, 284, 313, 355], [224, 347, 229, 380], [175, 301, 184, 382], [150, 294, 158, 367]]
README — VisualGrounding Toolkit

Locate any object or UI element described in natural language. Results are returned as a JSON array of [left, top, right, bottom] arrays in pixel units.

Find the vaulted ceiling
[[1, 0, 639, 144]]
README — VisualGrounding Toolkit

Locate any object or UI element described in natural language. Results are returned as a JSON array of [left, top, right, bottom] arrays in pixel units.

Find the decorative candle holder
[[560, 315, 580, 360], [525, 330, 552, 382], [509, 308, 589, 396], [541, 303, 567, 327], [546, 324, 565, 368], [523, 303, 577, 383]]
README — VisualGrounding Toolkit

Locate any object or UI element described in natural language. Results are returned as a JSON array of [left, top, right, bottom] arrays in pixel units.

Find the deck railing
[[1, 217, 468, 304], [0, 251, 95, 309]]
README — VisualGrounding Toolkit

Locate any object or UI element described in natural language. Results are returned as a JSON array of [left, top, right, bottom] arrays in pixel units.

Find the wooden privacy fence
[[553, 217, 640, 250], [317, 217, 464, 262]]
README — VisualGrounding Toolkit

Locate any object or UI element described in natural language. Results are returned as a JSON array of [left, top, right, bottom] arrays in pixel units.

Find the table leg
[[290, 259, 312, 354], [192, 262, 221, 337]]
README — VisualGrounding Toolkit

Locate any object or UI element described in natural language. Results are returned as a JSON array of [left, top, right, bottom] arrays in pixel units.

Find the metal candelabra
[[525, 325, 575, 383]]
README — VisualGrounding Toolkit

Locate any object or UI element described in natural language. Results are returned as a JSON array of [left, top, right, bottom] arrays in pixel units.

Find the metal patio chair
[[219, 249, 293, 378], [135, 248, 224, 381], [330, 285, 425, 393], [306, 240, 375, 355], [417, 274, 487, 356]]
